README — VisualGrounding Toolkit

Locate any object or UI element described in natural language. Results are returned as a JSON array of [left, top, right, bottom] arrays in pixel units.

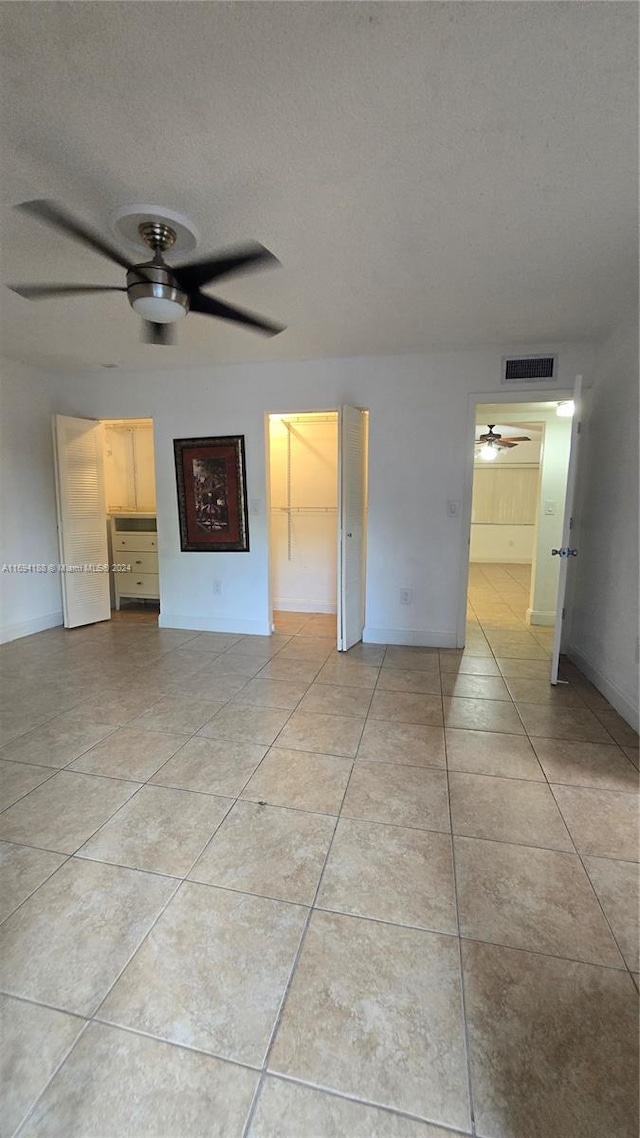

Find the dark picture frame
[[174, 435, 250, 552]]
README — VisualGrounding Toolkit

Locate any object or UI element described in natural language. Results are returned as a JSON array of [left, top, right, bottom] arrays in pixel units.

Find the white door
[[337, 405, 368, 651], [550, 376, 582, 683], [53, 414, 111, 628]]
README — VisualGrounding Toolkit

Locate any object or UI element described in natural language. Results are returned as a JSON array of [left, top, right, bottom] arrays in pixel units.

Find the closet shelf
[[271, 506, 337, 513]]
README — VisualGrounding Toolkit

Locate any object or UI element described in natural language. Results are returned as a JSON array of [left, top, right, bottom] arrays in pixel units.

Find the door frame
[[264, 406, 339, 634], [264, 406, 369, 642], [455, 387, 574, 648]]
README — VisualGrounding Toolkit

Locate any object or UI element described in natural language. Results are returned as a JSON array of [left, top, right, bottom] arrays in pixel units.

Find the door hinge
[[569, 516, 574, 530], [577, 421, 582, 434], [562, 607, 566, 619]]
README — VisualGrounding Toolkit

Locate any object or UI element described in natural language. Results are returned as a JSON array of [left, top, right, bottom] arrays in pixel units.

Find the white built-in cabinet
[[111, 514, 159, 608]]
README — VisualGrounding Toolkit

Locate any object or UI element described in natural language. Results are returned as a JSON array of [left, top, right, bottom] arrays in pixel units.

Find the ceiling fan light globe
[[131, 295, 187, 323], [479, 443, 498, 461]]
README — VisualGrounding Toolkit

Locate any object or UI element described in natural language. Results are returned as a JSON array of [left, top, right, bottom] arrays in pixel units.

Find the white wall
[[470, 462, 539, 563], [566, 315, 639, 729], [46, 341, 593, 645], [269, 415, 338, 613], [470, 524, 535, 563], [0, 359, 63, 642]]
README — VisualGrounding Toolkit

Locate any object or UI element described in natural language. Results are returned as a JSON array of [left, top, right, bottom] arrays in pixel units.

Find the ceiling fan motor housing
[[126, 261, 189, 323]]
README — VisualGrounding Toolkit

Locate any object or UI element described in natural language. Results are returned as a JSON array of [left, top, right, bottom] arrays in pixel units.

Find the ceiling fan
[[476, 424, 531, 461], [7, 200, 285, 345]]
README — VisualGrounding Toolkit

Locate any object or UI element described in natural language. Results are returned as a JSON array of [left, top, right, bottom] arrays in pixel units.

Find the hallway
[[467, 561, 553, 645], [0, 606, 637, 1137]]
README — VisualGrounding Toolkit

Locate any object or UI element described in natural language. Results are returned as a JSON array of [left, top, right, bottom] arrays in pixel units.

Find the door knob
[[551, 548, 578, 557]]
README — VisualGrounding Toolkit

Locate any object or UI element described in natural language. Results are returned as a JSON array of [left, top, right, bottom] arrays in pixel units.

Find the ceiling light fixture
[[126, 223, 189, 324], [478, 443, 498, 461], [556, 400, 575, 418]]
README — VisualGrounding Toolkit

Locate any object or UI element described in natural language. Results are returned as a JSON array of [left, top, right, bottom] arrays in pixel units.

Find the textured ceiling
[[0, 1, 637, 372]]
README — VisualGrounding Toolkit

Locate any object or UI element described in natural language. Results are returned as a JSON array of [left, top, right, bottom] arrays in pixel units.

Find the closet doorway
[[52, 414, 159, 628], [102, 419, 159, 618], [267, 407, 368, 651]]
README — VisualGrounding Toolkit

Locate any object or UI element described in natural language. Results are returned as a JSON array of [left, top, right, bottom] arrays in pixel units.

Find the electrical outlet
[[400, 587, 412, 605], [213, 580, 222, 596], [250, 498, 261, 516]]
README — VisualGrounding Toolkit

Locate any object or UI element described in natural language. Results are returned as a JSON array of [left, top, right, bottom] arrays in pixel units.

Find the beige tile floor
[[0, 581, 638, 1137]]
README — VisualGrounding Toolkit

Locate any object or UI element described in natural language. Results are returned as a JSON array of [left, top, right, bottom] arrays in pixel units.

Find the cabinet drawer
[[119, 572, 159, 598], [113, 534, 157, 553], [124, 551, 158, 574]]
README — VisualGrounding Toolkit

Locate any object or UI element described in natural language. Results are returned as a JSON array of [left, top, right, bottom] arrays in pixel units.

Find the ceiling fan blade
[[189, 292, 285, 336], [498, 441, 518, 448], [15, 200, 134, 271], [142, 320, 175, 346], [501, 436, 531, 443], [173, 243, 280, 291], [8, 283, 126, 300]]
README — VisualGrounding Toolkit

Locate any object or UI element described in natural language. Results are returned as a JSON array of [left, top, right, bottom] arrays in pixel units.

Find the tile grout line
[[241, 644, 389, 1137], [239, 763, 356, 1135], [544, 781, 636, 977], [258, 1070, 475, 1136], [11, 1018, 93, 1138], [440, 647, 478, 1138]]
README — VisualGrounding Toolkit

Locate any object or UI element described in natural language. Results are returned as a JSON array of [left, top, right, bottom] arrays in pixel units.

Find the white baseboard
[[159, 612, 271, 636], [363, 626, 457, 648], [565, 641, 639, 732], [0, 610, 64, 645], [527, 608, 555, 627], [274, 599, 337, 614]]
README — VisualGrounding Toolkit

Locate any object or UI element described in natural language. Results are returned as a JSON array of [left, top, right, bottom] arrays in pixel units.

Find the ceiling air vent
[[502, 355, 556, 384]]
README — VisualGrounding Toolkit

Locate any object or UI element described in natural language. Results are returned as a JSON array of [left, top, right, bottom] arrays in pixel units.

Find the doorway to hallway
[[459, 394, 578, 676]]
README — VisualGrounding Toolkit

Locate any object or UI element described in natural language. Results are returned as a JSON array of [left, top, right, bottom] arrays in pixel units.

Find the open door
[[550, 376, 582, 683], [53, 414, 111, 629], [337, 405, 368, 651]]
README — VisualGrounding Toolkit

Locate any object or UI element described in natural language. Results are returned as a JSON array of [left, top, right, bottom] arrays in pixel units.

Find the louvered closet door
[[53, 415, 111, 628], [337, 406, 368, 651]]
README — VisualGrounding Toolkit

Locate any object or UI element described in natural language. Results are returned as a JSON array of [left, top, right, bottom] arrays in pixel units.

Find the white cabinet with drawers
[[110, 514, 159, 609]]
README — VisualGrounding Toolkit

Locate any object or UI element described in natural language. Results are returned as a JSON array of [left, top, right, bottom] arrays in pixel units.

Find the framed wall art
[[174, 435, 250, 552]]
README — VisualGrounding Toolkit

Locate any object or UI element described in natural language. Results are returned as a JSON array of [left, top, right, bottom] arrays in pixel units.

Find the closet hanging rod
[[278, 415, 337, 425], [271, 506, 337, 513]]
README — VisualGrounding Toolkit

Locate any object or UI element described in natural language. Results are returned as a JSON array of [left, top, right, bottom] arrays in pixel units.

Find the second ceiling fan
[[476, 424, 531, 461]]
